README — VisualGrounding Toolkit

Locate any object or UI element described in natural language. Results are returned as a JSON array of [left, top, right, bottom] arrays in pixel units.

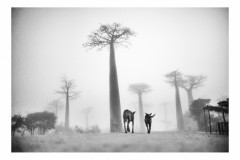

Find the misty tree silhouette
[[159, 102, 172, 130], [128, 83, 152, 133], [82, 107, 93, 131], [83, 23, 135, 132], [178, 75, 207, 106], [11, 114, 25, 137], [55, 75, 80, 130], [165, 70, 184, 131], [48, 99, 63, 125]]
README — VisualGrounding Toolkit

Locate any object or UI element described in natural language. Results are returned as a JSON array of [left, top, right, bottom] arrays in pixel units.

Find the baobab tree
[[160, 102, 172, 131], [178, 75, 207, 106], [129, 83, 152, 133], [48, 99, 63, 124], [165, 70, 184, 131], [83, 23, 135, 132], [82, 107, 93, 131], [55, 75, 80, 130]]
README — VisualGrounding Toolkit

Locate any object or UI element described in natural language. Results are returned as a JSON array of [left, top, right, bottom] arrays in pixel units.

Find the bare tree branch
[[129, 83, 152, 95], [55, 75, 80, 100], [55, 90, 66, 94], [83, 23, 135, 51], [69, 91, 81, 100], [179, 75, 207, 90], [164, 70, 183, 87]]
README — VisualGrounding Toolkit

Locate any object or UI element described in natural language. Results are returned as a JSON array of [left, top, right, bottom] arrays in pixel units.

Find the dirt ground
[[11, 131, 228, 152]]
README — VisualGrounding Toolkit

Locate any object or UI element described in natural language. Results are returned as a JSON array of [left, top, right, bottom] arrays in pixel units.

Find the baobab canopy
[[83, 23, 136, 50]]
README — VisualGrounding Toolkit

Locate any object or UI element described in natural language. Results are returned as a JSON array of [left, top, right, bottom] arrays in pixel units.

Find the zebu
[[145, 113, 155, 134], [123, 109, 136, 133]]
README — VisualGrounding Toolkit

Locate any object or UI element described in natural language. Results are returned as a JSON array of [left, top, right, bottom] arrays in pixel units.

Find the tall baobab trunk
[[65, 91, 69, 129], [138, 93, 145, 133], [174, 79, 184, 131], [186, 89, 194, 106], [109, 42, 122, 132]]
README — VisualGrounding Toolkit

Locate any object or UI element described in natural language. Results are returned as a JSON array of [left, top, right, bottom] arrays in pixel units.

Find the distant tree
[[83, 23, 135, 132], [82, 107, 93, 131], [48, 99, 63, 124], [179, 75, 207, 106], [165, 70, 184, 131], [55, 75, 80, 130], [189, 98, 211, 131], [129, 83, 152, 133], [11, 114, 25, 136], [35, 111, 56, 135], [25, 113, 38, 135], [159, 102, 172, 131], [25, 112, 56, 135]]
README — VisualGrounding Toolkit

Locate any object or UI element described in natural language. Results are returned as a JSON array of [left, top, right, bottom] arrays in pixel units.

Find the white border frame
[[1, 0, 238, 160]]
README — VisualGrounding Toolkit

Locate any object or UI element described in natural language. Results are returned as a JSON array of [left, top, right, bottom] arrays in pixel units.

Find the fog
[[12, 8, 228, 132]]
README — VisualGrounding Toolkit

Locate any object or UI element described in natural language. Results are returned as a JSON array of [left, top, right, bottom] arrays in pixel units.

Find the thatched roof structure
[[204, 105, 228, 114]]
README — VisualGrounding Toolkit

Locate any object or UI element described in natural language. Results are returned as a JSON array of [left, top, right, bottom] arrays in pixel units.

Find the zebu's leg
[[145, 122, 149, 133], [132, 121, 134, 133], [127, 120, 130, 132], [148, 123, 151, 134], [123, 119, 127, 133]]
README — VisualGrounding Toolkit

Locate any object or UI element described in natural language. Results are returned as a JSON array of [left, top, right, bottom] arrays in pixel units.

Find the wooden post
[[203, 108, 207, 133], [208, 109, 212, 134], [217, 123, 221, 134], [222, 110, 226, 123]]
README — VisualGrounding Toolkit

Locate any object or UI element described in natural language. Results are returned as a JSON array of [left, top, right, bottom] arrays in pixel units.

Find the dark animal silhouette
[[123, 109, 136, 133], [145, 113, 155, 134]]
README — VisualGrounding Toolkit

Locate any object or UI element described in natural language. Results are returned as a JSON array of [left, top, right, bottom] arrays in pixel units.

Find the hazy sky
[[12, 8, 228, 131]]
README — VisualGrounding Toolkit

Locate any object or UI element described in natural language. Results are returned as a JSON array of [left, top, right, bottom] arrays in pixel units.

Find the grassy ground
[[12, 131, 228, 152]]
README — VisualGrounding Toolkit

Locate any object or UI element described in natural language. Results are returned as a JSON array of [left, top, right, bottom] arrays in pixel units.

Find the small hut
[[203, 99, 228, 135]]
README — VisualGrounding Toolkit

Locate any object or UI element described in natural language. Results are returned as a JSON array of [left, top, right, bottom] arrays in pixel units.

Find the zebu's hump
[[123, 109, 132, 115], [123, 109, 134, 120], [123, 109, 131, 113]]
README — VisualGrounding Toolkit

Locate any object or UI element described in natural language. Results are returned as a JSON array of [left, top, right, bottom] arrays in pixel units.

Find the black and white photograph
[[10, 7, 229, 153]]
